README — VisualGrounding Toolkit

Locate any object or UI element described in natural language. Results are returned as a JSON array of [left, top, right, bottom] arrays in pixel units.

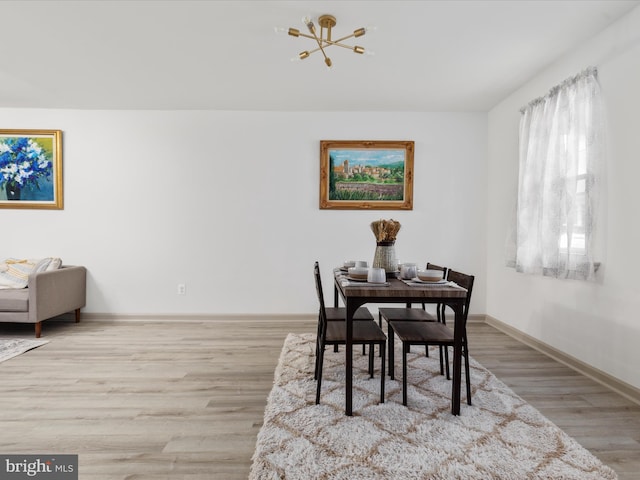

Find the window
[[508, 67, 603, 280]]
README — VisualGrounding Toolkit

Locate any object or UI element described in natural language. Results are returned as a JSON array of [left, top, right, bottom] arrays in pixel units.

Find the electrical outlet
[[177, 284, 186, 295]]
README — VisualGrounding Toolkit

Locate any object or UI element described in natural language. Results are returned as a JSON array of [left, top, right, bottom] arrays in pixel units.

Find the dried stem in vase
[[370, 219, 401, 242]]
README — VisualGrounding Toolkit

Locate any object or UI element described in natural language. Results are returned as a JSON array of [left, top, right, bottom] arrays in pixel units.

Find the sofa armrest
[[28, 265, 87, 323]]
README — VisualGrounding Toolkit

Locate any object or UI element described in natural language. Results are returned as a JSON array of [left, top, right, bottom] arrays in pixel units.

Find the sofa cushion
[[0, 289, 28, 312]]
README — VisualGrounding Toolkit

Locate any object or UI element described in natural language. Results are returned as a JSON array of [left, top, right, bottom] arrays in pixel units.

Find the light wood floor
[[1, 318, 639, 479]]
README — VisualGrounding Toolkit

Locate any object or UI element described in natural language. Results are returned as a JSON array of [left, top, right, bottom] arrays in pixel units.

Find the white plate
[[345, 276, 389, 285], [411, 278, 447, 284]]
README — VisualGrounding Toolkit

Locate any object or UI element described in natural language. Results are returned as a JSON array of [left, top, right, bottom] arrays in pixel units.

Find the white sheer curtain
[[508, 67, 604, 280]]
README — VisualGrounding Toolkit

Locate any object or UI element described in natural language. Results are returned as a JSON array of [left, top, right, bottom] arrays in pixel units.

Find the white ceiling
[[0, 0, 638, 112]]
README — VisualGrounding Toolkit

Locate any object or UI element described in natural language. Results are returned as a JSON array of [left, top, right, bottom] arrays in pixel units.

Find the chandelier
[[281, 15, 372, 68]]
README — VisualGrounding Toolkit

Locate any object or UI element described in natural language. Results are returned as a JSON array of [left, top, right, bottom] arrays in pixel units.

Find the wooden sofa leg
[[75, 308, 81, 323], [35, 322, 42, 338]]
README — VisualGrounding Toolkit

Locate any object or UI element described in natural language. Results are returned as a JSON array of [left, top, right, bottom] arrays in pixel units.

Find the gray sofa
[[0, 266, 87, 338]]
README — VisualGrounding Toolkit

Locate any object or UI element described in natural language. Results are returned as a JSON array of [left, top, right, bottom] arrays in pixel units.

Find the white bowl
[[417, 269, 443, 282], [348, 266, 369, 280], [343, 260, 356, 268]]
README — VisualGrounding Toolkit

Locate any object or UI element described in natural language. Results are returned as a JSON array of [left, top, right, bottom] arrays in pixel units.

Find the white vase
[[372, 241, 398, 273]]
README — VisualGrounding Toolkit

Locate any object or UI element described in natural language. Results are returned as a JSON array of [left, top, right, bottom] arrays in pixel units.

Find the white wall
[[487, 7, 640, 389], [0, 110, 487, 316]]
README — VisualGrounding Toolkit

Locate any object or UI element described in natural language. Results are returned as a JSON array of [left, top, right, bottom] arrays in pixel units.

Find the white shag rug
[[0, 337, 49, 363], [250, 333, 617, 480]]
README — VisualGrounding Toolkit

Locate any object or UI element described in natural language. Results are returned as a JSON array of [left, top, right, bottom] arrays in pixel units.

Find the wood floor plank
[[0, 318, 639, 478]]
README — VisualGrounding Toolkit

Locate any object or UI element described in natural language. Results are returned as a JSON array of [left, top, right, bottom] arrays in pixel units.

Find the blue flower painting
[[0, 130, 62, 208]]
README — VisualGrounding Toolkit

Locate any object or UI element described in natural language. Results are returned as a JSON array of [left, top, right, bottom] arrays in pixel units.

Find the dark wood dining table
[[333, 269, 468, 416]]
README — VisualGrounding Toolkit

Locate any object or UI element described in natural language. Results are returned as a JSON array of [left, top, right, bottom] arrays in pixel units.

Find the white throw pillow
[[32, 258, 52, 273], [29, 257, 62, 273], [46, 257, 62, 270]]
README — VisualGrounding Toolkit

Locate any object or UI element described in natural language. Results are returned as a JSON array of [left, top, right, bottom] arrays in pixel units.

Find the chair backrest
[[425, 263, 448, 319], [426, 262, 446, 272], [445, 269, 475, 319], [313, 261, 329, 334]]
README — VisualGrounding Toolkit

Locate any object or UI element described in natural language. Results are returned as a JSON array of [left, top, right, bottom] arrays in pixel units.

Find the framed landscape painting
[[0, 129, 63, 209], [320, 140, 414, 210]]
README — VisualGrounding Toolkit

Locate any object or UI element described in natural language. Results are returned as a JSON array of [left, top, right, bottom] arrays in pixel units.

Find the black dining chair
[[314, 261, 387, 405], [313, 262, 376, 378], [388, 269, 474, 407], [379, 263, 447, 363], [379, 262, 447, 326]]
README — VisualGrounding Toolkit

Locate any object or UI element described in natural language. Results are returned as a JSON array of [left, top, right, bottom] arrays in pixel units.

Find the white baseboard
[[80, 312, 317, 322], [81, 312, 484, 323], [484, 314, 640, 407]]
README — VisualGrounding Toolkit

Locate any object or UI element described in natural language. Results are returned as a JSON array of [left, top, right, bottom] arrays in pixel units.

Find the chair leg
[[402, 342, 409, 406], [380, 342, 386, 403], [464, 352, 472, 406], [423, 303, 430, 358], [440, 306, 449, 378], [314, 326, 321, 380], [378, 313, 384, 357], [315, 344, 326, 405], [388, 322, 395, 379], [444, 345, 451, 380], [368, 343, 374, 378], [463, 337, 472, 405]]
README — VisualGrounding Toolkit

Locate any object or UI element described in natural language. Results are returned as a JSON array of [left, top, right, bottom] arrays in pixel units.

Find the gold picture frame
[[320, 140, 414, 210], [0, 129, 63, 209]]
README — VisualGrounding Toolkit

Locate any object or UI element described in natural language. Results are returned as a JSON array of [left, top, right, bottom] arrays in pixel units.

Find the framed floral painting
[[0, 129, 63, 209], [320, 140, 414, 210]]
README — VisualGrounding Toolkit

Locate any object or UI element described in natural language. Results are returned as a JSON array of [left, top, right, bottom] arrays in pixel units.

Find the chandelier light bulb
[[274, 26, 287, 34], [302, 16, 314, 31]]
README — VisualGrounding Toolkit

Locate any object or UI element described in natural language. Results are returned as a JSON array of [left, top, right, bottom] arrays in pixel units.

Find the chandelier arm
[[295, 31, 359, 45], [327, 32, 358, 44], [303, 44, 341, 56], [303, 46, 324, 56], [323, 40, 359, 51], [294, 32, 318, 41], [309, 30, 331, 64]]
